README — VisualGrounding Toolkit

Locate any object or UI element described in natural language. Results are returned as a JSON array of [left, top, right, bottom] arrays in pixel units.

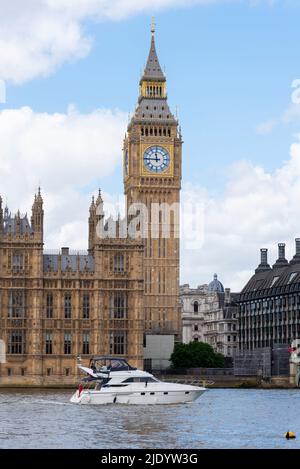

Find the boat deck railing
[[160, 376, 214, 387]]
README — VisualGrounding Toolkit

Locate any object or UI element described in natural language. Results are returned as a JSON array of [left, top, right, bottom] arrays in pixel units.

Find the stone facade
[[0, 191, 144, 386], [0, 26, 182, 385], [124, 27, 182, 340], [181, 276, 238, 357]]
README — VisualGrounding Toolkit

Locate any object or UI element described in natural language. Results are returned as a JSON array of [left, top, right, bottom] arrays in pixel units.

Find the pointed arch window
[[9, 291, 26, 318], [64, 293, 72, 319], [110, 292, 128, 319], [114, 253, 124, 273]]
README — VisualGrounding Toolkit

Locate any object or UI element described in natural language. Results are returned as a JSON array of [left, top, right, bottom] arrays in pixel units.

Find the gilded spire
[[129, 21, 176, 128], [151, 17, 155, 37], [140, 20, 165, 83]]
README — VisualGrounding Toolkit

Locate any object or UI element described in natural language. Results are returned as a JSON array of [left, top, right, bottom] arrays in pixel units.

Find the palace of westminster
[[1, 24, 300, 386], [0, 24, 182, 385]]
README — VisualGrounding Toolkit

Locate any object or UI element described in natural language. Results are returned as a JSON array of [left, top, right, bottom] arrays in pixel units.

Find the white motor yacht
[[70, 356, 206, 405]]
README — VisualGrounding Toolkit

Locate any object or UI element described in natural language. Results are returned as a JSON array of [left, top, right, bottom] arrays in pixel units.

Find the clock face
[[143, 146, 170, 173], [125, 148, 129, 175]]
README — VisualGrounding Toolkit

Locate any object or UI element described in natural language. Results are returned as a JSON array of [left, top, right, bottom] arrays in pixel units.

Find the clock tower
[[124, 22, 182, 343]]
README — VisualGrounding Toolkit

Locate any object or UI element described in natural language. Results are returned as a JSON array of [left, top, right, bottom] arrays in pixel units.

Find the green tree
[[170, 341, 225, 368]]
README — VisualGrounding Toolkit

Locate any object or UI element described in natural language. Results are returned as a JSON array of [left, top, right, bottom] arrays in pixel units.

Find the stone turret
[[31, 187, 44, 237], [88, 189, 104, 250]]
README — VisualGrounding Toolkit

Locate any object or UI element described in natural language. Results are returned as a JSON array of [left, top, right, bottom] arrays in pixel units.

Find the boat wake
[[29, 399, 73, 406]]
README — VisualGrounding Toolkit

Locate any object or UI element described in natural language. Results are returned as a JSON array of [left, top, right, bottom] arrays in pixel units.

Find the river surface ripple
[[0, 388, 299, 449]]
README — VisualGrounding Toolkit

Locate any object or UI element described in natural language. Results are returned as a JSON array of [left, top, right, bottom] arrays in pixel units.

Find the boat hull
[[70, 387, 205, 405]]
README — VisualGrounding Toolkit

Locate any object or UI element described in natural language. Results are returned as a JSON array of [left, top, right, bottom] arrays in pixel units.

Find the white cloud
[[181, 135, 300, 291], [283, 103, 300, 124], [0, 105, 127, 249], [1, 104, 300, 292], [256, 83, 300, 134], [0, 0, 278, 84]]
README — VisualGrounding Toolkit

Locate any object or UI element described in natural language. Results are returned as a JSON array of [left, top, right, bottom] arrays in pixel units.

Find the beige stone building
[[0, 25, 182, 385], [124, 24, 182, 342], [181, 275, 238, 357], [0, 190, 144, 386]]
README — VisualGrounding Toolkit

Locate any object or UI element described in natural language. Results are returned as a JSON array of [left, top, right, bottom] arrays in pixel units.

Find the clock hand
[[147, 156, 160, 162]]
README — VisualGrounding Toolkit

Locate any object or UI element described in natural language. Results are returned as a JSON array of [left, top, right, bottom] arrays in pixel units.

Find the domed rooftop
[[208, 274, 224, 293]]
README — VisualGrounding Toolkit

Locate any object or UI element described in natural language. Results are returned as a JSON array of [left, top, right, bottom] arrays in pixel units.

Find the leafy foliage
[[170, 341, 225, 368]]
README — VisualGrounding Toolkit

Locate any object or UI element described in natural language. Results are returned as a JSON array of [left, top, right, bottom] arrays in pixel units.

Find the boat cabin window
[[122, 377, 157, 383], [89, 357, 137, 372]]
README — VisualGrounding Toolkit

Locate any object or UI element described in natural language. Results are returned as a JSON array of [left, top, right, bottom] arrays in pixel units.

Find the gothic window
[[8, 331, 25, 354], [9, 291, 25, 318], [114, 253, 124, 273], [82, 333, 90, 355], [64, 332, 71, 354], [163, 238, 166, 258], [193, 301, 199, 313], [45, 331, 53, 354], [64, 293, 72, 319], [110, 292, 127, 319], [46, 293, 53, 319], [162, 270, 166, 294], [194, 324, 198, 331], [109, 331, 127, 355], [82, 293, 90, 319], [12, 252, 24, 271]]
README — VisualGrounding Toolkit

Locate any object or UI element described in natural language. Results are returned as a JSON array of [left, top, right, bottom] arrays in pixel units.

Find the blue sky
[[4, 1, 300, 194], [1, 0, 300, 289]]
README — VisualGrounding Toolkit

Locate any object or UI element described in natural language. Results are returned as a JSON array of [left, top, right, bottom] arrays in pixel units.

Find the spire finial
[[151, 17, 155, 37]]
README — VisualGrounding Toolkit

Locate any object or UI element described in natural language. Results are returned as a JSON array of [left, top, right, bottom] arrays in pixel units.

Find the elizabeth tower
[[124, 23, 182, 341]]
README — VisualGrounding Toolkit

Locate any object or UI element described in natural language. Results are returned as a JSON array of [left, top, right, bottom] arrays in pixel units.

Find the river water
[[0, 388, 299, 449]]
